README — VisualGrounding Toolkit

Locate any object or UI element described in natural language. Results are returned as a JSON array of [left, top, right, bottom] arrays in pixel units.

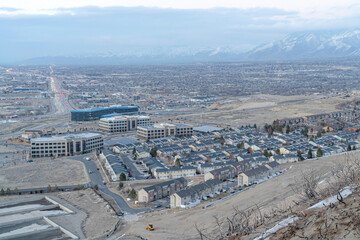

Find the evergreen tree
[[301, 126, 309, 137], [128, 189, 137, 199], [6, 188, 10, 195], [150, 147, 157, 157], [175, 158, 181, 167], [0, 188, 4, 196], [317, 131, 322, 138], [316, 148, 323, 157], [307, 149, 313, 159], [347, 144, 352, 151], [132, 147, 136, 155], [286, 125, 290, 134], [263, 150, 271, 157], [237, 142, 244, 149], [119, 173, 127, 181], [297, 150, 304, 161], [119, 182, 124, 189]]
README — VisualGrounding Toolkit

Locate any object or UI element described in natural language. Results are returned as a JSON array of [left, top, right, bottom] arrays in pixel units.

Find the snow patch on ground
[[317, 178, 327, 185], [308, 186, 353, 209], [181, 200, 201, 209], [254, 216, 300, 240], [254, 186, 354, 239]]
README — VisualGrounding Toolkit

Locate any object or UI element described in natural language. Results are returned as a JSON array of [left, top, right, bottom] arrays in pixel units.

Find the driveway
[[119, 154, 145, 180]]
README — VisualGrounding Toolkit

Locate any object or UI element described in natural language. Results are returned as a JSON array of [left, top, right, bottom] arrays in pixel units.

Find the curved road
[[69, 154, 147, 215]]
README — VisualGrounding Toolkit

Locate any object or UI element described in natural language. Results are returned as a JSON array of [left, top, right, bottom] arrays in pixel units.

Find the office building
[[99, 115, 152, 133], [30, 133, 103, 158], [137, 123, 193, 140], [71, 106, 139, 121]]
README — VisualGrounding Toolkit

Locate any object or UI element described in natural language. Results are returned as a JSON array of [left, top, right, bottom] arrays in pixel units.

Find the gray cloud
[[0, 6, 359, 63]]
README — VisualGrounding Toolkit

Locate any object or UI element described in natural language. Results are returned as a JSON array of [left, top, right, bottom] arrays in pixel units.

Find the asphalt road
[[119, 154, 145, 180], [69, 154, 146, 214]]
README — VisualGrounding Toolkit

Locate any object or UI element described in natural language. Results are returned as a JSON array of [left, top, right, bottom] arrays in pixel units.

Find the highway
[[4, 66, 73, 116], [49, 66, 73, 115], [69, 154, 147, 215]]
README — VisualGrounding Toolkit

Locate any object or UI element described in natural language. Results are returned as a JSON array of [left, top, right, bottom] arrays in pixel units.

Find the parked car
[[154, 203, 162, 208]]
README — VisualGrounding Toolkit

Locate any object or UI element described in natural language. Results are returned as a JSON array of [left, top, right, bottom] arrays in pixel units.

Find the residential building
[[137, 123, 193, 140], [170, 179, 223, 208], [100, 150, 129, 181], [238, 166, 271, 187], [204, 166, 236, 181], [141, 157, 164, 174], [99, 115, 152, 133], [138, 177, 187, 203], [154, 166, 197, 179], [203, 161, 248, 181], [271, 154, 298, 164], [265, 161, 281, 175], [30, 133, 103, 158]]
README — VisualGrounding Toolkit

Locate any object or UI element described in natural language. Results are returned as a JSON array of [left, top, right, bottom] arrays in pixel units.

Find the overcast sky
[[1, 0, 360, 63]]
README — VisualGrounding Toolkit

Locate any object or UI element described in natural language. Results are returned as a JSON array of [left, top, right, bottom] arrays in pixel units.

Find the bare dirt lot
[[0, 158, 89, 189], [174, 94, 357, 127], [57, 189, 119, 239], [120, 152, 360, 240]]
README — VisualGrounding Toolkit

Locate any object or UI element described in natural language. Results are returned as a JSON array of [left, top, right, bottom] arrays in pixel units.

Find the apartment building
[[137, 123, 193, 140], [170, 179, 223, 208], [154, 166, 197, 179], [238, 165, 271, 186], [99, 115, 152, 133], [138, 177, 187, 203], [30, 133, 103, 158]]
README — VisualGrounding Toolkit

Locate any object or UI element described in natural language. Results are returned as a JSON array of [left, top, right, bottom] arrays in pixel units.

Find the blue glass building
[[71, 106, 139, 121]]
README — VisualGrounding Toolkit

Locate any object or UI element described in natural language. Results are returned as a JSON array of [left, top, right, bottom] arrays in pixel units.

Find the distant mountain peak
[[246, 29, 360, 60]]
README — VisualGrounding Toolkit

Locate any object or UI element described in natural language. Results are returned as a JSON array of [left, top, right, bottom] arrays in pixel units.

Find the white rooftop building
[[30, 132, 103, 158], [137, 123, 193, 140], [99, 115, 152, 133]]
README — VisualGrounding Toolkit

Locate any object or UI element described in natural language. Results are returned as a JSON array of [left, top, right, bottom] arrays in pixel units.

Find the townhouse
[[238, 165, 271, 187], [153, 166, 197, 179], [100, 150, 129, 181], [138, 177, 187, 203], [170, 179, 224, 208], [204, 166, 236, 181], [265, 161, 281, 175]]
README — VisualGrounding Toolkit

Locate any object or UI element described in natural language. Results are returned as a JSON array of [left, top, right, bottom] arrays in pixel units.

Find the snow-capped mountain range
[[22, 30, 360, 64], [246, 30, 360, 60]]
